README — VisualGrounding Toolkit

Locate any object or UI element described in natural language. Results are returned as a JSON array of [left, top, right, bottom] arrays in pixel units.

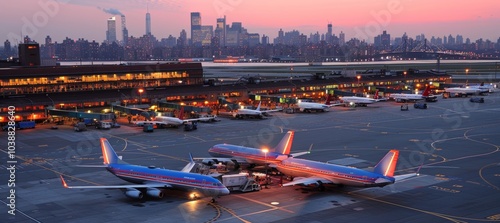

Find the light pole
[[138, 89, 144, 105], [495, 62, 498, 80], [356, 75, 361, 92], [262, 148, 269, 188], [25, 98, 34, 121], [46, 94, 55, 107], [465, 68, 469, 86]]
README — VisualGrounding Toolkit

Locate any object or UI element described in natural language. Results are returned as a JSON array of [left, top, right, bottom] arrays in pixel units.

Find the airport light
[[465, 69, 469, 85], [138, 89, 144, 104], [262, 148, 269, 188]]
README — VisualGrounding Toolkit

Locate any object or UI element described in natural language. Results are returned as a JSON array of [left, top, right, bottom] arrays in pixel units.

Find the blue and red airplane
[[203, 131, 310, 168], [204, 130, 418, 189], [60, 138, 229, 202], [276, 149, 418, 188]]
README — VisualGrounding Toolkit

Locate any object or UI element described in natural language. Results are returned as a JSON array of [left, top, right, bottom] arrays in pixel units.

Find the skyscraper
[[339, 31, 345, 46], [326, 23, 333, 43], [106, 17, 117, 43], [191, 12, 202, 46], [146, 9, 151, 35], [4, 39, 11, 57], [215, 16, 226, 47], [121, 15, 128, 46], [201, 26, 213, 46]]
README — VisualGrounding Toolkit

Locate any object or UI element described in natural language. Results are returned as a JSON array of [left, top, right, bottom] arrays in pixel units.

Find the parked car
[[95, 121, 112, 129], [414, 102, 428, 109], [469, 97, 484, 103], [74, 122, 87, 132]]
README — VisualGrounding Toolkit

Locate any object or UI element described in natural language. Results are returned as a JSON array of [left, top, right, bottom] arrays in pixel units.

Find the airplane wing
[[394, 173, 419, 182], [60, 175, 172, 189], [282, 176, 333, 187]]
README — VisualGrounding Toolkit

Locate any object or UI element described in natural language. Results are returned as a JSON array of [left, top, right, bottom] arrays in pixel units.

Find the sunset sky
[[1, 0, 499, 44]]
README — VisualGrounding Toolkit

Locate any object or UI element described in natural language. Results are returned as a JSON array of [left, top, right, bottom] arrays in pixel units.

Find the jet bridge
[[47, 109, 114, 120]]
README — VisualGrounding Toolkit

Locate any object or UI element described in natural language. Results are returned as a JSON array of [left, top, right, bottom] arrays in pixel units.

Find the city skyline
[[2, 0, 500, 44]]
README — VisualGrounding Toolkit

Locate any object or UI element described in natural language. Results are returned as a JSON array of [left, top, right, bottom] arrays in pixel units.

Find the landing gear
[[317, 181, 325, 191], [211, 198, 216, 203]]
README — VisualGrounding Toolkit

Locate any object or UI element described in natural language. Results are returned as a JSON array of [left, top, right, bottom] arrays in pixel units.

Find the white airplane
[[444, 86, 480, 97], [133, 107, 218, 127], [391, 85, 437, 102], [232, 101, 281, 119], [296, 95, 341, 112], [468, 82, 496, 94], [339, 96, 377, 107]]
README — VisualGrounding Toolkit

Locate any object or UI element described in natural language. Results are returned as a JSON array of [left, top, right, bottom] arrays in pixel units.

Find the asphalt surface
[[1, 93, 500, 223]]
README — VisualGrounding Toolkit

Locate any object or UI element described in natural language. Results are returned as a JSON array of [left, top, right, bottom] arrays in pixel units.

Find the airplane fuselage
[[233, 109, 265, 119], [445, 87, 480, 96], [340, 96, 376, 106], [276, 158, 395, 187], [296, 102, 329, 112], [208, 144, 283, 165]]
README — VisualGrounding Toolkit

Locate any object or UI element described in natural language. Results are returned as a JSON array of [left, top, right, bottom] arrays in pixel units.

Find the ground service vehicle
[[414, 102, 428, 109], [469, 97, 485, 103], [74, 122, 87, 132], [219, 173, 261, 192]]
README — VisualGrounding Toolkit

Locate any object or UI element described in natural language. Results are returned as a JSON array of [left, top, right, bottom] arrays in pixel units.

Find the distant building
[[18, 43, 40, 66], [106, 17, 117, 43], [201, 25, 213, 46], [191, 12, 202, 46], [121, 15, 128, 46], [4, 39, 12, 57], [248, 33, 260, 47], [146, 10, 151, 35], [339, 31, 345, 46], [261, 35, 269, 45], [215, 16, 226, 47]]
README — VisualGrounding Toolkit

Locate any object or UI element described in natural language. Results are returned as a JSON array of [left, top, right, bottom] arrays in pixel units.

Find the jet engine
[[146, 188, 164, 198], [124, 188, 143, 199]]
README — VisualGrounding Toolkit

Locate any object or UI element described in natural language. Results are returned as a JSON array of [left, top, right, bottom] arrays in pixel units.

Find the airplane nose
[[220, 188, 230, 196]]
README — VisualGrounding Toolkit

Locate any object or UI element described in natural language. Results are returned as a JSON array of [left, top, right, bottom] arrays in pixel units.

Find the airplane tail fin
[[325, 94, 332, 105], [179, 106, 185, 120], [374, 90, 379, 99], [256, 101, 261, 111], [422, 85, 431, 97], [273, 131, 295, 155], [181, 153, 196, 173], [101, 138, 121, 165], [373, 150, 399, 177]]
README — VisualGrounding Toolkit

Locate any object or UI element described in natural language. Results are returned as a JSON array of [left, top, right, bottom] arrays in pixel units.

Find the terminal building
[[0, 43, 451, 123], [0, 61, 450, 123]]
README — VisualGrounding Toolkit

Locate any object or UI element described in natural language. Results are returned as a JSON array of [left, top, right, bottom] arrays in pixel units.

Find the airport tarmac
[[2, 94, 500, 223]]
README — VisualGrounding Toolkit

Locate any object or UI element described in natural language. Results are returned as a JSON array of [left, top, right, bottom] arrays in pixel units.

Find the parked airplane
[[203, 131, 309, 167], [232, 101, 281, 119], [339, 96, 377, 107], [133, 107, 217, 127], [276, 149, 418, 189], [444, 86, 480, 97], [391, 85, 437, 102], [296, 95, 341, 112], [468, 82, 496, 94], [60, 138, 230, 202]]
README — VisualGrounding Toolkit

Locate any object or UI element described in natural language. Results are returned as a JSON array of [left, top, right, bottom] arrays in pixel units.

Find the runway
[[2, 94, 500, 222]]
